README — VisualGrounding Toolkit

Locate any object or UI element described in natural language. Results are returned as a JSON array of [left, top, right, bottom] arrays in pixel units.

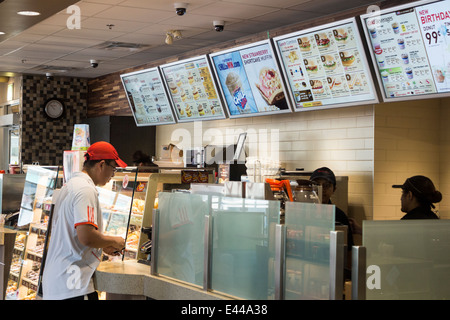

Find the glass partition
[[284, 202, 335, 300], [210, 197, 280, 299], [363, 220, 450, 300], [156, 192, 210, 286]]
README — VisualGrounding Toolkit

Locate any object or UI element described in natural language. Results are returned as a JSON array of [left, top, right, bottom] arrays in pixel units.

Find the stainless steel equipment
[[0, 174, 25, 213]]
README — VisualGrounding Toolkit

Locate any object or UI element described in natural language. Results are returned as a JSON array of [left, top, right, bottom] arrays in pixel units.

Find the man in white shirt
[[43, 141, 127, 300]]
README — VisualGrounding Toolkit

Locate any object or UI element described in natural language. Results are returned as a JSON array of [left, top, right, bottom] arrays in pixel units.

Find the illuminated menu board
[[160, 56, 226, 122], [120, 67, 176, 126], [273, 18, 378, 111], [209, 40, 293, 118], [361, 0, 450, 100]]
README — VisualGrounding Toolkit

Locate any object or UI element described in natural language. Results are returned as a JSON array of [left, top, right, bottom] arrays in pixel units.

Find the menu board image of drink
[[209, 40, 293, 118], [120, 67, 176, 126], [160, 56, 226, 122], [361, 0, 450, 101], [273, 18, 378, 111]]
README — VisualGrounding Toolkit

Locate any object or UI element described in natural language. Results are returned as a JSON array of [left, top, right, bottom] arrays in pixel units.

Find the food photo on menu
[[161, 57, 225, 121], [211, 40, 290, 117], [361, 0, 450, 99], [416, 0, 450, 93], [274, 18, 377, 110], [120, 68, 176, 126]]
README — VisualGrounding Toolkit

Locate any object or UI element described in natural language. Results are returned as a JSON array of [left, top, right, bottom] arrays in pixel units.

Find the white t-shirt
[[42, 172, 103, 300]]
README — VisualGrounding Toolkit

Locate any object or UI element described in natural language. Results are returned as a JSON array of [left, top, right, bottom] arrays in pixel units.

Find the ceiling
[[0, 0, 381, 79]]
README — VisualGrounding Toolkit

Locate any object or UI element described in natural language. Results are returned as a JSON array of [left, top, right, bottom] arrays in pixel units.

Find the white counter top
[[94, 260, 233, 300]]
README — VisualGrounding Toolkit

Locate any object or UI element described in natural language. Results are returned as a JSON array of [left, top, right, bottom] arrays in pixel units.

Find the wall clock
[[44, 98, 65, 120]]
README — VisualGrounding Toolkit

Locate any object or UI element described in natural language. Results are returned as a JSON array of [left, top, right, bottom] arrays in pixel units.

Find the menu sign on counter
[[361, 0, 450, 101], [120, 67, 176, 126], [160, 56, 226, 122], [209, 40, 293, 118], [273, 18, 378, 111]]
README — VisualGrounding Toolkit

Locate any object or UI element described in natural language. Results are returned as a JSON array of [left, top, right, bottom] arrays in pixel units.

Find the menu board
[[361, 0, 450, 100], [209, 40, 293, 118], [160, 55, 226, 122], [273, 18, 378, 111], [120, 67, 176, 126]]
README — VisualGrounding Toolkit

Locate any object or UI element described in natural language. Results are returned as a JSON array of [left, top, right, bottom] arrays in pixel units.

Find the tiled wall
[[156, 105, 375, 226], [21, 75, 88, 165], [374, 98, 449, 220]]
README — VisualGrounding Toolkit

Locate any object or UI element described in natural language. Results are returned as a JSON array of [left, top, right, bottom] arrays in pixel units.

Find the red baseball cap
[[86, 141, 127, 168]]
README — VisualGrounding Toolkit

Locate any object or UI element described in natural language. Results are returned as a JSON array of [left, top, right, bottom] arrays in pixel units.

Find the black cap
[[310, 167, 336, 185], [393, 175, 442, 206]]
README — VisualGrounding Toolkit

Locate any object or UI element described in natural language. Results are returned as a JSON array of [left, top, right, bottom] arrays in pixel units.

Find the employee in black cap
[[392, 175, 441, 219], [310, 167, 360, 250]]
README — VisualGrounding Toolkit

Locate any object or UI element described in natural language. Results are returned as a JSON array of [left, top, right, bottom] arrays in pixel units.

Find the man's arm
[[76, 224, 125, 251]]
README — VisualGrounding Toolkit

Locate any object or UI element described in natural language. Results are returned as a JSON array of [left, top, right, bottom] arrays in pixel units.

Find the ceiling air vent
[[94, 41, 149, 52]]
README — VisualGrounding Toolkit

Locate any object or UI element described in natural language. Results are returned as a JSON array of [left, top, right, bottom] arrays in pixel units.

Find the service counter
[[0, 227, 16, 300], [95, 260, 232, 300]]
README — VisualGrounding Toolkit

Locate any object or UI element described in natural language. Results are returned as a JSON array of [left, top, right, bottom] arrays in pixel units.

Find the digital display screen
[[361, 0, 450, 100], [160, 55, 226, 122], [210, 40, 293, 118], [273, 18, 378, 111], [120, 67, 176, 126]]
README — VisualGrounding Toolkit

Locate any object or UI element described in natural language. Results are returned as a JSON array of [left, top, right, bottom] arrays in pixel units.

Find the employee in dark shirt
[[392, 175, 441, 219], [310, 167, 360, 249]]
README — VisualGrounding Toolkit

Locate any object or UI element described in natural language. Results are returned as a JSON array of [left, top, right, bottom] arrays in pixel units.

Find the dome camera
[[90, 59, 99, 68], [213, 20, 225, 32], [174, 2, 188, 16]]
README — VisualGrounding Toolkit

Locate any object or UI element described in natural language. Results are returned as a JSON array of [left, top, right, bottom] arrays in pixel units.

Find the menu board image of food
[[361, 0, 450, 100], [416, 0, 450, 92], [120, 68, 176, 126], [274, 18, 378, 111], [209, 40, 292, 117], [160, 56, 226, 122]]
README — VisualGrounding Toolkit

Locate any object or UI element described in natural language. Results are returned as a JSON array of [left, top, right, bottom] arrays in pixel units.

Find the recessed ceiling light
[[17, 11, 41, 16], [0, 32, 5, 35]]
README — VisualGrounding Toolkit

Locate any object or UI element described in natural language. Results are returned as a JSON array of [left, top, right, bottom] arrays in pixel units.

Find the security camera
[[90, 59, 99, 68], [213, 20, 225, 32], [45, 72, 53, 80], [174, 2, 188, 16]]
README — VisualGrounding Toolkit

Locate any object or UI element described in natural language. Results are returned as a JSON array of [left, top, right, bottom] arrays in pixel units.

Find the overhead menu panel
[[160, 55, 227, 122], [273, 17, 379, 111], [361, 0, 450, 101]]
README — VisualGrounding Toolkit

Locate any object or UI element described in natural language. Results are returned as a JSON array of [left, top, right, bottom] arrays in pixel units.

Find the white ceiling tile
[[193, 2, 279, 20], [94, 6, 173, 23], [81, 17, 149, 32], [52, 27, 126, 41]]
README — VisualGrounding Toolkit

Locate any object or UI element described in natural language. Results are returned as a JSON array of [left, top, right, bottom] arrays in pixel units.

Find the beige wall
[[374, 98, 450, 220], [156, 105, 375, 228]]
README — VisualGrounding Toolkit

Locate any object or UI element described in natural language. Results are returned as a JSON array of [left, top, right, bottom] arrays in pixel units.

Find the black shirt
[[335, 206, 354, 249], [401, 205, 439, 220]]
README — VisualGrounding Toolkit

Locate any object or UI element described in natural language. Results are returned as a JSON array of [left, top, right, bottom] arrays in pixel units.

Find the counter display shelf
[[1, 227, 17, 300], [97, 167, 143, 261], [5, 166, 59, 300]]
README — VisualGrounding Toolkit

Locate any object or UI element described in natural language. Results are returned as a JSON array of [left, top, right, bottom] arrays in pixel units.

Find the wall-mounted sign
[[361, 0, 450, 101], [160, 55, 226, 122], [273, 18, 378, 111], [210, 40, 293, 118], [120, 67, 176, 126]]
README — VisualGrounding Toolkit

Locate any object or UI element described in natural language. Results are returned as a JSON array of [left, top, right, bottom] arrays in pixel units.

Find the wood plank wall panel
[[87, 0, 410, 117]]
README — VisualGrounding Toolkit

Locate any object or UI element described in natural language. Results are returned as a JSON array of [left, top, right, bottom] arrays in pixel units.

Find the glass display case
[[6, 166, 59, 300], [97, 167, 155, 261], [98, 167, 136, 261]]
